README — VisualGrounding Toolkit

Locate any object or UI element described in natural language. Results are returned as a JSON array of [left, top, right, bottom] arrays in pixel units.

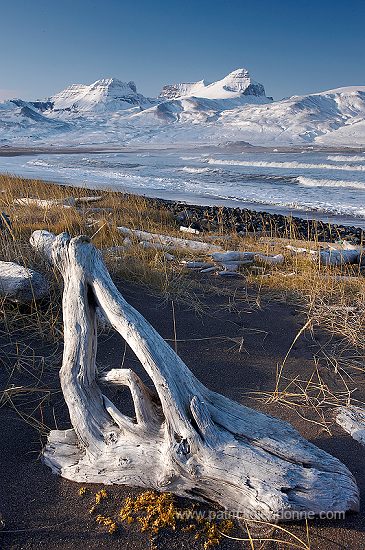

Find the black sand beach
[[2, 277, 365, 549]]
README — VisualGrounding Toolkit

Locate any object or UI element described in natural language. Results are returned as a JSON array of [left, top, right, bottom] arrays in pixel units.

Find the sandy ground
[[1, 277, 365, 549]]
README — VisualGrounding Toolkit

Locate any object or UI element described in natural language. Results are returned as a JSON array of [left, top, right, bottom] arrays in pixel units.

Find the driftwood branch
[[30, 230, 359, 521]]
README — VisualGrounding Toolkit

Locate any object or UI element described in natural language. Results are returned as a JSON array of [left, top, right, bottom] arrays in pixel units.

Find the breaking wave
[[180, 156, 203, 160], [206, 158, 365, 172], [27, 159, 51, 167], [181, 166, 216, 174], [210, 193, 365, 218], [80, 157, 141, 169], [296, 176, 365, 190], [327, 155, 365, 162]]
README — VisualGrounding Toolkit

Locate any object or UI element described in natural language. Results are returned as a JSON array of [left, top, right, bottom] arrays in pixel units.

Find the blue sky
[[0, 0, 364, 101]]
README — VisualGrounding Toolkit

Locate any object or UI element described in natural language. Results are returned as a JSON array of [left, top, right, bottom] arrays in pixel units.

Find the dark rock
[[136, 193, 365, 245]]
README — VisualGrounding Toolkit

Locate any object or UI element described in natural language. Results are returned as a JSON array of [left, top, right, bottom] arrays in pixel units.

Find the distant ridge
[[0, 68, 364, 146]]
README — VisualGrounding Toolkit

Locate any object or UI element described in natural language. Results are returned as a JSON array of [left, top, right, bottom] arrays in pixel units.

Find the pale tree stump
[[30, 230, 359, 521]]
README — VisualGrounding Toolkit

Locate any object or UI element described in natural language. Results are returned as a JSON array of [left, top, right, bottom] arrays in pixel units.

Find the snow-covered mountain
[[0, 69, 365, 147], [159, 69, 268, 100], [44, 78, 156, 115], [216, 86, 365, 145], [149, 69, 271, 124], [129, 84, 365, 146], [160, 80, 210, 100], [0, 99, 69, 144]]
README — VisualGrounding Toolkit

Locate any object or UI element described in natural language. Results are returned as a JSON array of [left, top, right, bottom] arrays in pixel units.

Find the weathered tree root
[[30, 230, 359, 521]]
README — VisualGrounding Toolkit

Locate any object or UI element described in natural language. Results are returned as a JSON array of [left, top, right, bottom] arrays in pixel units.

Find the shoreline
[[1, 143, 365, 156], [122, 185, 365, 232], [1, 168, 364, 243], [143, 194, 365, 244], [1, 143, 365, 239]]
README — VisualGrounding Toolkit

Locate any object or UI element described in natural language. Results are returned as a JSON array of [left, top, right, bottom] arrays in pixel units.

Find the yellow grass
[[1, 172, 364, 435]]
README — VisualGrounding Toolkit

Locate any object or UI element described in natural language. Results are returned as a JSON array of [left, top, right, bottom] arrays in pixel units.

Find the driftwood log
[[336, 406, 365, 445], [286, 244, 362, 266], [29, 230, 359, 521], [0, 260, 49, 303], [180, 225, 200, 235], [117, 226, 222, 253], [14, 197, 76, 209], [76, 196, 103, 205], [254, 253, 285, 266], [319, 248, 360, 266]]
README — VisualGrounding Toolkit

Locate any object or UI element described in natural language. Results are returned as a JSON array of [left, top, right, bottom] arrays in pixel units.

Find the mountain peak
[[218, 68, 265, 96], [159, 80, 210, 100], [226, 68, 250, 78], [159, 68, 267, 100], [90, 78, 137, 93], [49, 77, 151, 113]]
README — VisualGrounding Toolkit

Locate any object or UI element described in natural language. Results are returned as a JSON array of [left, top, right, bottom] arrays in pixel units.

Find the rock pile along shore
[[145, 197, 364, 244]]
